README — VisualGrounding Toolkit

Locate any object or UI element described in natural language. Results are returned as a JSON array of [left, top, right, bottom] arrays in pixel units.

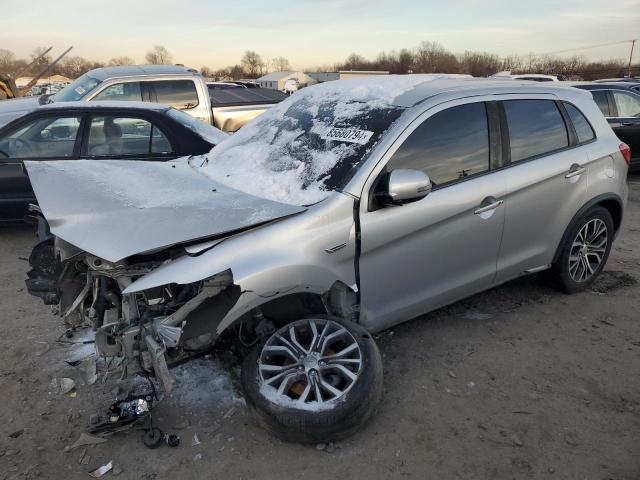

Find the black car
[[574, 82, 640, 170], [0, 101, 227, 222]]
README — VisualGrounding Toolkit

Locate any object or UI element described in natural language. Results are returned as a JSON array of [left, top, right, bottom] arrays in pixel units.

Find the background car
[[573, 83, 640, 170], [0, 101, 227, 222]]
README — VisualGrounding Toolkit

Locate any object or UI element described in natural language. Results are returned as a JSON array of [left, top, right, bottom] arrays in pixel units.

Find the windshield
[[166, 108, 229, 145], [52, 73, 102, 102], [198, 85, 405, 205]]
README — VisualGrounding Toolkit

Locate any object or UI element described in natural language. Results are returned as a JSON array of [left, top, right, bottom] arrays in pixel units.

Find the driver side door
[[358, 100, 507, 332], [0, 113, 83, 221]]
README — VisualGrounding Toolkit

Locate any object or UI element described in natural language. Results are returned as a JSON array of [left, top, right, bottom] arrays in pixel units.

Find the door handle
[[565, 163, 586, 179], [474, 197, 504, 215], [621, 121, 633, 126]]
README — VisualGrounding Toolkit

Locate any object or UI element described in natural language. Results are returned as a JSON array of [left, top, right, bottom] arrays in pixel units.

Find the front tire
[[240, 315, 383, 443], [544, 206, 614, 293]]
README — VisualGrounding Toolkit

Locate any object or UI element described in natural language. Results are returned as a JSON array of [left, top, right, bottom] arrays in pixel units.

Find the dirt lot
[[1, 175, 639, 480]]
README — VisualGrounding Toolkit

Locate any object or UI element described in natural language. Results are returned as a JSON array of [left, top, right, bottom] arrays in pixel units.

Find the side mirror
[[385, 169, 432, 204]]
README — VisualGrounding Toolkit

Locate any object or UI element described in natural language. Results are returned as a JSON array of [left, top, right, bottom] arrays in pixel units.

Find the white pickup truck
[[0, 65, 287, 132]]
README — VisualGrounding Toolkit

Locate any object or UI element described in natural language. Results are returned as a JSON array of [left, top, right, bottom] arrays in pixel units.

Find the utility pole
[[629, 39, 636, 78]]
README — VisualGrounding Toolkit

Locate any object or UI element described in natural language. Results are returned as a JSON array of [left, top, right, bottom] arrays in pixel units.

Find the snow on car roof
[[38, 100, 170, 111]]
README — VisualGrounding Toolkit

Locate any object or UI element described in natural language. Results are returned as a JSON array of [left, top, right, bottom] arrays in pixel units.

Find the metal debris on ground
[[191, 433, 201, 446], [64, 433, 107, 452], [88, 460, 113, 478]]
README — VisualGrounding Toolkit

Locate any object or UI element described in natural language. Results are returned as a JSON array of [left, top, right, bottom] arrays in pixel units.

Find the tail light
[[619, 142, 631, 166]]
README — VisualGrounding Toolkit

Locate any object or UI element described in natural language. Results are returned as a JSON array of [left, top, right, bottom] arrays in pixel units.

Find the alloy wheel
[[568, 218, 608, 283], [258, 318, 362, 407]]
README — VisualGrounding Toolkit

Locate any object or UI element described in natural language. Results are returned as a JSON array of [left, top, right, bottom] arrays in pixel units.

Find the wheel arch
[[216, 279, 358, 336], [551, 193, 623, 264]]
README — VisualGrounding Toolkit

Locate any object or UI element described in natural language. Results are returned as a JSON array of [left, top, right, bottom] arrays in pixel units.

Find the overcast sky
[[2, 0, 638, 70]]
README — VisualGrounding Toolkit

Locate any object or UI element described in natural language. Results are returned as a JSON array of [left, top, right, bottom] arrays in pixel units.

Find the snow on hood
[[25, 159, 305, 262], [197, 74, 468, 206]]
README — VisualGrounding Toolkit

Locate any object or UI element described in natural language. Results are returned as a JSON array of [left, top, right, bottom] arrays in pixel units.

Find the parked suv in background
[[574, 83, 640, 170], [25, 76, 629, 443]]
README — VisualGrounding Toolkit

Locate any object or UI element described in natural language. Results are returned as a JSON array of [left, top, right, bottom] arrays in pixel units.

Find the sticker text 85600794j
[[321, 127, 374, 145]]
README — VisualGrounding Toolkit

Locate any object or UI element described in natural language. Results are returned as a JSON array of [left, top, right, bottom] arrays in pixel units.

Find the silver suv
[[25, 76, 629, 443]]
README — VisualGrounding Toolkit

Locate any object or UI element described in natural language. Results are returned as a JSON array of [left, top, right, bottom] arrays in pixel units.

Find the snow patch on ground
[[167, 357, 242, 408]]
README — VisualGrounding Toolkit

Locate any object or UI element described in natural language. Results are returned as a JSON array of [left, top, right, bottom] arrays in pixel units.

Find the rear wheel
[[543, 206, 614, 293], [240, 315, 383, 443]]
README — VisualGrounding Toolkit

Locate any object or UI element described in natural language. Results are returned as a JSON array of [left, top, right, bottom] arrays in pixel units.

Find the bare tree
[[108, 56, 135, 66], [413, 41, 459, 73], [271, 57, 290, 72], [145, 45, 172, 65], [458, 51, 502, 77], [60, 56, 91, 78], [0, 49, 15, 74], [229, 64, 246, 80], [200, 66, 213, 78], [342, 53, 368, 70], [241, 51, 263, 78]]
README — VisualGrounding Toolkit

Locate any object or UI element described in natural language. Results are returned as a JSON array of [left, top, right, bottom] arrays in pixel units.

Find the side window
[[563, 102, 595, 144], [387, 102, 489, 187], [88, 115, 173, 156], [92, 82, 142, 101], [150, 80, 199, 109], [0, 115, 81, 159], [591, 90, 611, 117], [612, 91, 640, 118], [503, 100, 568, 162]]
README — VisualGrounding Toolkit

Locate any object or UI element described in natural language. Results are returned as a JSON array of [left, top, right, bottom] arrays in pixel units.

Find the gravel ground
[[0, 175, 639, 480]]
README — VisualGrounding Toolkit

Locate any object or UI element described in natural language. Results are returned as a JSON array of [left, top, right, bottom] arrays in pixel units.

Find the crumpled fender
[[123, 195, 357, 334]]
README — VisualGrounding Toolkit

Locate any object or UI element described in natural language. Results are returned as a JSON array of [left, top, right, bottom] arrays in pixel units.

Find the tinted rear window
[[591, 90, 611, 117], [150, 80, 199, 109], [563, 103, 595, 144], [504, 100, 568, 162]]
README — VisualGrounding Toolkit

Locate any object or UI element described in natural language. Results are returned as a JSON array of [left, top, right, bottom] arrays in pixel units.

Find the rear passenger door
[[495, 97, 590, 282], [83, 114, 176, 161]]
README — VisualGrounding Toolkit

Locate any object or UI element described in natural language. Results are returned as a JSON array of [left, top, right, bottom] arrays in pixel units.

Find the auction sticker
[[321, 127, 374, 145]]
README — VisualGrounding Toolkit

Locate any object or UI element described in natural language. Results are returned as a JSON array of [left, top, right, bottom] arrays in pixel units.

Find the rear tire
[[543, 206, 614, 293], [240, 315, 383, 444]]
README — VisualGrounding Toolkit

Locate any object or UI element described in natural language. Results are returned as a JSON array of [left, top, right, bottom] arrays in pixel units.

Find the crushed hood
[[25, 159, 306, 262]]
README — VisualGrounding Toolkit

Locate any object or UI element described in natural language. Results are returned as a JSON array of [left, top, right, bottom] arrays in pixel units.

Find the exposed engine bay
[[26, 211, 243, 393]]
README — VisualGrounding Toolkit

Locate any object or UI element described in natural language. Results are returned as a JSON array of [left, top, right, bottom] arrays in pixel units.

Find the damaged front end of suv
[[26, 223, 240, 392], [28, 212, 246, 392]]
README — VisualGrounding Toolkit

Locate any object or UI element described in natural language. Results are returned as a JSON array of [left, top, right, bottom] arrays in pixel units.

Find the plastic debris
[[81, 357, 98, 386], [166, 434, 180, 448], [191, 433, 201, 447], [88, 396, 152, 436], [89, 460, 113, 478], [64, 433, 107, 452], [50, 377, 76, 395]]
